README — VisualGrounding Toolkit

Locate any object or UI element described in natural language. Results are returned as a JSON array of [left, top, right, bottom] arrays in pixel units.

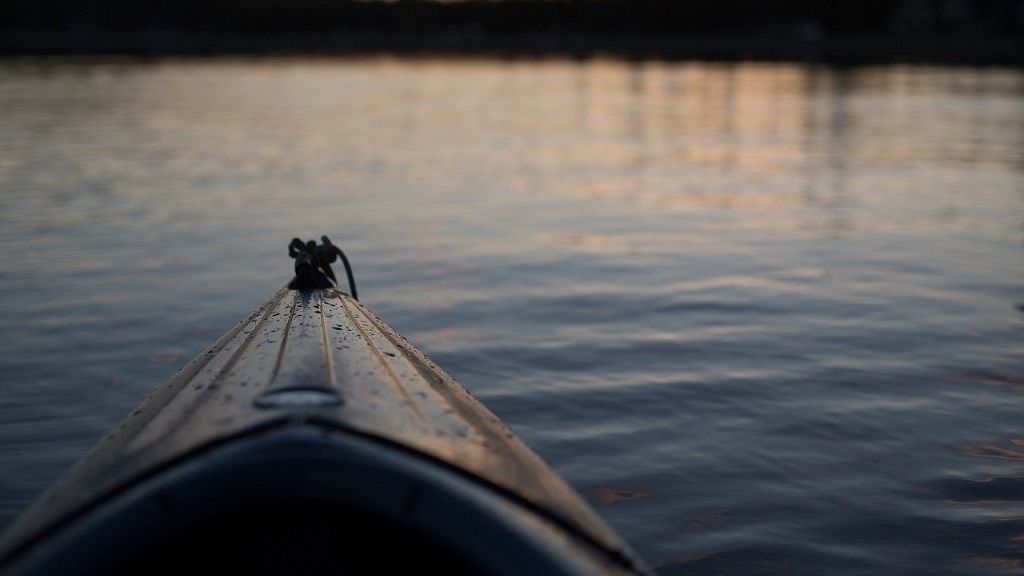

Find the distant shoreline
[[5, 0, 1022, 65], [2, 32, 1022, 66]]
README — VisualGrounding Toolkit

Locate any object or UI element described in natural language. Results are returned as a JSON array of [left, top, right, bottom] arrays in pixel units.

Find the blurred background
[[1, 2, 1023, 574]]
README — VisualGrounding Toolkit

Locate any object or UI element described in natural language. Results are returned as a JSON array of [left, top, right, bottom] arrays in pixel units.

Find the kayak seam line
[[127, 288, 290, 450], [270, 291, 298, 385], [214, 288, 289, 388], [338, 294, 427, 423], [317, 289, 336, 390]]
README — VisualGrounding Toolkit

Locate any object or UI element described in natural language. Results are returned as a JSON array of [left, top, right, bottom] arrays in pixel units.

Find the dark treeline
[[2, 0, 1023, 63]]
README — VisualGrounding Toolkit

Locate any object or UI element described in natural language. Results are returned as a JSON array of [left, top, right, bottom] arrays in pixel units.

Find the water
[[0, 58, 1022, 574]]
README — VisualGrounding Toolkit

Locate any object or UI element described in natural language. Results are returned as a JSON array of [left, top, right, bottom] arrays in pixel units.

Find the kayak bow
[[0, 241, 647, 575]]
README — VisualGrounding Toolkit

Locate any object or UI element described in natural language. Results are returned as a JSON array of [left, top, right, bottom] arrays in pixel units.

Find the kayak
[[0, 239, 648, 576]]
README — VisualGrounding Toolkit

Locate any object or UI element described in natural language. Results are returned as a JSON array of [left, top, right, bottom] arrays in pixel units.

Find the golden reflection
[[976, 372, 1024, 391], [9, 58, 1020, 271], [406, 328, 465, 351], [512, 59, 1024, 235], [961, 445, 1024, 460], [679, 508, 735, 531], [967, 557, 1022, 570], [88, 57, 1021, 245], [545, 232, 641, 254], [585, 487, 652, 505]]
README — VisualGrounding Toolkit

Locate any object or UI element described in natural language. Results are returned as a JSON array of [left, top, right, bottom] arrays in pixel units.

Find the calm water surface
[[0, 58, 1022, 574]]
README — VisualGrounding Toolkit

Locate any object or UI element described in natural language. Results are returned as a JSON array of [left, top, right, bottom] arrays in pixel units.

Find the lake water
[[0, 58, 1022, 574]]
